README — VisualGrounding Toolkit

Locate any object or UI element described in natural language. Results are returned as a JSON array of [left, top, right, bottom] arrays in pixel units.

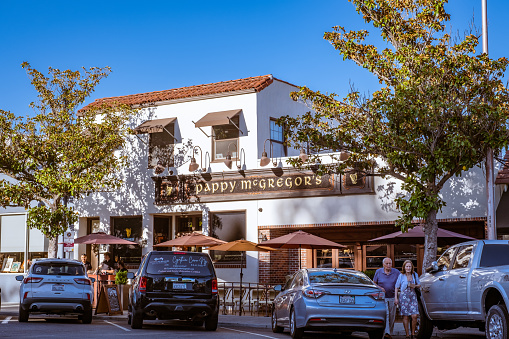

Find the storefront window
[[154, 216, 171, 248], [316, 249, 333, 268], [175, 215, 202, 236], [365, 245, 388, 269], [394, 244, 417, 270], [338, 247, 355, 269], [208, 211, 246, 264], [111, 216, 142, 265]]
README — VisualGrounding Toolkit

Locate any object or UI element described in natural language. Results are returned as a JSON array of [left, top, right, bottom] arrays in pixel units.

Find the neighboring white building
[[66, 74, 497, 285]]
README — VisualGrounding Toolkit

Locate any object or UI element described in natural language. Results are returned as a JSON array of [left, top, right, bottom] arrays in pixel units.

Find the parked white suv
[[15, 258, 95, 323]]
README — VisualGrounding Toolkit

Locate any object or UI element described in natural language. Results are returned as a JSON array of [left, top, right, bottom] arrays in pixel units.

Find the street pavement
[[0, 303, 486, 338]]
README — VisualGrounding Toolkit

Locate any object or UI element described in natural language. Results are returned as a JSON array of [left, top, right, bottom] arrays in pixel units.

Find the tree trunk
[[48, 237, 58, 258], [422, 209, 438, 274]]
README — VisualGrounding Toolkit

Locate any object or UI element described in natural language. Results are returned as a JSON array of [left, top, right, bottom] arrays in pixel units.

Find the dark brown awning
[[194, 109, 241, 128], [134, 117, 177, 134]]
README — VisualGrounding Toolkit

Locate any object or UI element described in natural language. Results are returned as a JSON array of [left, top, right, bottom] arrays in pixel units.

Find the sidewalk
[[1, 302, 485, 337]]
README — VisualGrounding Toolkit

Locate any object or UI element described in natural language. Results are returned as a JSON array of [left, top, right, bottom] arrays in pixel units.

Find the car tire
[[82, 308, 93, 324], [204, 312, 218, 331], [290, 308, 304, 339], [368, 329, 384, 339], [130, 310, 143, 329], [127, 313, 131, 325], [18, 306, 29, 322], [416, 301, 433, 339], [486, 304, 508, 339], [271, 308, 284, 333]]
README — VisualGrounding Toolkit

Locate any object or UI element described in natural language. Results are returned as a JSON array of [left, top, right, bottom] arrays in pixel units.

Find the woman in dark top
[[117, 261, 128, 272], [100, 252, 116, 274]]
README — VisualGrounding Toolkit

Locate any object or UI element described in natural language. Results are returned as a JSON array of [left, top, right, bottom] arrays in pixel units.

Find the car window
[[480, 244, 509, 267], [437, 247, 456, 270], [146, 253, 213, 276], [308, 270, 373, 285], [452, 245, 473, 269], [32, 263, 84, 276], [290, 273, 303, 289]]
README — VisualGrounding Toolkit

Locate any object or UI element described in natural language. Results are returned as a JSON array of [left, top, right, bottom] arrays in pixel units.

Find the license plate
[[339, 295, 354, 304], [52, 284, 64, 291], [173, 282, 187, 290]]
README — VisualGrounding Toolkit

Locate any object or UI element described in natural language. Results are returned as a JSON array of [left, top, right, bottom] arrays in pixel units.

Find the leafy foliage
[[0, 62, 137, 256], [115, 270, 128, 285], [279, 0, 509, 270]]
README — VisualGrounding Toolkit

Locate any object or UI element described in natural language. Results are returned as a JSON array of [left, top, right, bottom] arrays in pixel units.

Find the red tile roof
[[496, 152, 509, 184], [81, 74, 276, 111]]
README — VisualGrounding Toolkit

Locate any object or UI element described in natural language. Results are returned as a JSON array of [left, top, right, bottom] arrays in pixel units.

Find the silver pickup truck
[[417, 240, 509, 339]]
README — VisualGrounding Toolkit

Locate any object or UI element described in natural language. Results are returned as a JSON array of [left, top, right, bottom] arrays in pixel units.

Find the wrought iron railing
[[217, 282, 276, 316]]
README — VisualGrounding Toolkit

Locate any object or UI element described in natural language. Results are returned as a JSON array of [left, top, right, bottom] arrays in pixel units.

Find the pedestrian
[[395, 260, 421, 339], [117, 261, 128, 272], [80, 253, 92, 272], [99, 252, 116, 274], [373, 257, 400, 339]]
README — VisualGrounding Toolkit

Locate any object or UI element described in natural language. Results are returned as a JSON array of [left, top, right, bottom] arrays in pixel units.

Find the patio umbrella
[[74, 232, 138, 310], [207, 240, 277, 316], [368, 226, 476, 246], [260, 230, 346, 269], [153, 232, 226, 249]]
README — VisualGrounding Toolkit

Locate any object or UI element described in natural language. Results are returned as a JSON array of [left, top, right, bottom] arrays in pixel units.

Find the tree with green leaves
[[280, 0, 509, 272], [0, 62, 137, 258]]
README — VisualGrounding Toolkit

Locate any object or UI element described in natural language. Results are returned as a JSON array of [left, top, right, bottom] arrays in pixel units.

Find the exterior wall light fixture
[[189, 146, 203, 172], [260, 139, 273, 167]]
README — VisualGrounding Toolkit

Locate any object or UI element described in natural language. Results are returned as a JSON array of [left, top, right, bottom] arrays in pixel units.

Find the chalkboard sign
[[95, 284, 123, 315]]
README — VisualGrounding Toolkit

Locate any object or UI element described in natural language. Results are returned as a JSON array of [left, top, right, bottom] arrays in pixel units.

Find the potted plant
[[115, 271, 129, 310]]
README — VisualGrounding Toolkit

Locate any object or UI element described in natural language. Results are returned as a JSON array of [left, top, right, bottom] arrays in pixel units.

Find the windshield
[[308, 270, 373, 285], [146, 253, 214, 276], [32, 263, 85, 276]]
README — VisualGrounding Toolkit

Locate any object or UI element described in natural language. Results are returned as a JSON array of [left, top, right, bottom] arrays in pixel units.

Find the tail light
[[303, 287, 330, 299], [23, 277, 43, 284], [211, 278, 218, 294], [139, 276, 147, 293], [74, 278, 91, 285], [366, 291, 385, 300]]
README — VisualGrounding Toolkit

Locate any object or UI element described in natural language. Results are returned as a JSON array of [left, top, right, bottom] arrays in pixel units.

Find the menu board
[[95, 284, 122, 315]]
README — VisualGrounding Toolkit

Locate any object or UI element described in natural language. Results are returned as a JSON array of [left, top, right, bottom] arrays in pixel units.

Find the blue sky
[[1, 0, 508, 117]]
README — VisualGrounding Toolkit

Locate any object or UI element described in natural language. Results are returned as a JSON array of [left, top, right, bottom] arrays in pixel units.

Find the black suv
[[127, 251, 219, 330]]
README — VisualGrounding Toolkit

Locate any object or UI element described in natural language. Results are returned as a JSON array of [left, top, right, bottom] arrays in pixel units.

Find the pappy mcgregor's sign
[[152, 168, 372, 204]]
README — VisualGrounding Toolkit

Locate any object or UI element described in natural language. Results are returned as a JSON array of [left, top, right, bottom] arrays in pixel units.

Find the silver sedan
[[271, 268, 386, 339]]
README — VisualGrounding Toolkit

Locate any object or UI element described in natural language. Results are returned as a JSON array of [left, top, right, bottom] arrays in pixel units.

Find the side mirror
[[89, 277, 95, 283], [425, 261, 440, 273], [127, 272, 135, 279], [274, 285, 282, 292], [15, 275, 24, 282]]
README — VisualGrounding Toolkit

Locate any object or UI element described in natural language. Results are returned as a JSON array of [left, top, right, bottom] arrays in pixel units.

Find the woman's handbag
[[413, 272, 421, 298]]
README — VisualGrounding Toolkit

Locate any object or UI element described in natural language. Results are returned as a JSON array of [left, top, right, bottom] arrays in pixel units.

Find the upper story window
[[193, 109, 242, 162], [213, 116, 239, 161], [134, 118, 176, 169], [270, 118, 286, 157]]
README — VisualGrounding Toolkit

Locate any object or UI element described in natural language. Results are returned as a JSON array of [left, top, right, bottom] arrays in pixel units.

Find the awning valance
[[134, 117, 177, 134], [194, 109, 241, 128]]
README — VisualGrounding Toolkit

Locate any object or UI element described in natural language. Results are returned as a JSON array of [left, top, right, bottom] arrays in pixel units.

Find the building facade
[[70, 74, 494, 285]]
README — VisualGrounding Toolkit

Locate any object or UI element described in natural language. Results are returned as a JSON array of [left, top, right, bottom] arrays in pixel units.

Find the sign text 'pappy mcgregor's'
[[195, 175, 326, 195]]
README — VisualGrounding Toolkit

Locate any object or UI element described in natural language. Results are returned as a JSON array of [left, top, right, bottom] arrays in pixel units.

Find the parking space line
[[1, 316, 12, 324], [220, 326, 279, 339], [104, 320, 131, 331]]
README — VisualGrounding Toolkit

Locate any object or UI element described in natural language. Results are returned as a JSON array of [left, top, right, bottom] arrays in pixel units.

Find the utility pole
[[483, 0, 497, 240]]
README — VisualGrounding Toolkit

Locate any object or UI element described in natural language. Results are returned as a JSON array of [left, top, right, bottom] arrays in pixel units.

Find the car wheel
[[486, 304, 508, 339], [290, 308, 304, 339], [18, 306, 29, 322], [204, 312, 218, 331], [81, 308, 92, 324], [416, 301, 433, 339], [127, 313, 131, 325], [271, 308, 284, 333], [130, 310, 143, 329], [368, 329, 384, 339]]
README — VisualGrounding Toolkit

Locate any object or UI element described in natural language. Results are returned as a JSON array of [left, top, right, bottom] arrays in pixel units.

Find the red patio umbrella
[[153, 232, 226, 249], [260, 230, 345, 269], [368, 226, 476, 246], [75, 232, 138, 245]]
